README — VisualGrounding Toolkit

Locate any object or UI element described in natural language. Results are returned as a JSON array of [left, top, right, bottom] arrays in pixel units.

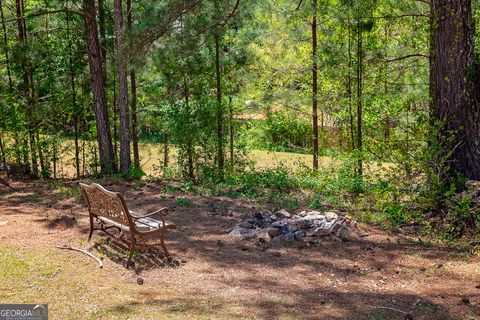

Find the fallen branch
[[376, 299, 421, 319], [358, 232, 371, 238], [55, 244, 103, 268], [0, 177, 14, 189], [376, 306, 408, 314]]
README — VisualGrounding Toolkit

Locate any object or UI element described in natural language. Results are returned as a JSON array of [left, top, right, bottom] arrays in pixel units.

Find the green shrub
[[175, 197, 191, 207]]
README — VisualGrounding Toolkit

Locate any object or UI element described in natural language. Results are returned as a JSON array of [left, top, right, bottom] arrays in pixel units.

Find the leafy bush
[[175, 197, 191, 207]]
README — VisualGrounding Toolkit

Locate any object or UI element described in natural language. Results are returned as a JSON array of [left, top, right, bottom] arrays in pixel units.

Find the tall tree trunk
[[97, 0, 107, 85], [113, 70, 118, 158], [53, 141, 57, 178], [82, 136, 86, 175], [73, 116, 80, 178], [35, 132, 45, 176], [430, 0, 480, 180], [356, 20, 363, 178], [0, 0, 12, 91], [0, 133, 6, 174], [21, 136, 29, 174], [16, 0, 38, 176], [66, 0, 80, 179], [83, 0, 115, 172], [229, 96, 234, 168], [311, 0, 319, 170], [184, 77, 194, 180], [0, 0, 10, 175], [127, 0, 140, 168], [347, 14, 355, 151], [163, 133, 169, 169], [215, 31, 224, 178], [114, 0, 131, 173]]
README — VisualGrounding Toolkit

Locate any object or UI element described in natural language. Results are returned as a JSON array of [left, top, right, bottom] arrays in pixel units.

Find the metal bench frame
[[79, 182, 176, 267]]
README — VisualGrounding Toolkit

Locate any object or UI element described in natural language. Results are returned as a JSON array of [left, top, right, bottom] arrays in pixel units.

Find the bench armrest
[[130, 207, 168, 226]]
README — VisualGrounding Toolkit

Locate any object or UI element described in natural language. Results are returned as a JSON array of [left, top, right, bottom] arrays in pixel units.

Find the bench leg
[[88, 215, 94, 241], [126, 239, 136, 268], [160, 233, 170, 257]]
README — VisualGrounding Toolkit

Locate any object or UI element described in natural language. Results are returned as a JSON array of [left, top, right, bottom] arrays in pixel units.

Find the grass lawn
[[55, 139, 390, 179]]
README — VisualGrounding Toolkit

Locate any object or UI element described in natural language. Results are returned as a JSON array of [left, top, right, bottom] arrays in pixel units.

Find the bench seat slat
[[97, 215, 173, 232]]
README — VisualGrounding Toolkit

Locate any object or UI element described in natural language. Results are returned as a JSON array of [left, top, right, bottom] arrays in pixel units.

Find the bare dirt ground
[[0, 180, 479, 320]]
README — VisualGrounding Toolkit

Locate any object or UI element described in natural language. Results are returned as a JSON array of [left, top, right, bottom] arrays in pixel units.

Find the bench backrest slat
[[79, 183, 132, 227]]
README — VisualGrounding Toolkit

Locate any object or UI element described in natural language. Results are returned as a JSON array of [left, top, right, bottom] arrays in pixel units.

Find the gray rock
[[292, 219, 311, 230], [237, 221, 254, 229], [330, 220, 343, 233], [323, 220, 336, 230], [229, 227, 257, 240], [284, 232, 295, 242], [300, 215, 325, 228], [325, 211, 338, 221], [315, 227, 331, 237], [266, 227, 281, 237], [312, 219, 327, 229], [261, 210, 273, 218], [272, 233, 295, 245], [335, 226, 351, 241], [255, 210, 273, 221], [305, 227, 317, 237], [272, 220, 282, 228], [256, 229, 272, 242], [294, 230, 305, 240], [298, 211, 307, 217], [466, 180, 480, 190], [272, 218, 291, 228], [272, 235, 284, 245], [275, 209, 291, 218], [302, 214, 324, 221]]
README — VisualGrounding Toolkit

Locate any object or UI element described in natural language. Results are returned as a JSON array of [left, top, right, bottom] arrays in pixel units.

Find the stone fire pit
[[229, 209, 357, 244]]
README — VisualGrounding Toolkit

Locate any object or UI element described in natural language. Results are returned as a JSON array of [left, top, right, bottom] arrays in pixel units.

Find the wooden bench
[[79, 182, 176, 267]]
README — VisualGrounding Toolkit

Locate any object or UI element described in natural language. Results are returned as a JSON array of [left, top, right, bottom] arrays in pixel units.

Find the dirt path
[[0, 180, 479, 319]]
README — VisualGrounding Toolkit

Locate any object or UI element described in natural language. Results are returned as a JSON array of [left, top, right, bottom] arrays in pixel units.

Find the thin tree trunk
[[311, 0, 319, 170], [383, 24, 390, 143], [127, 0, 140, 168], [83, 0, 115, 172], [215, 31, 224, 178], [82, 137, 86, 175], [12, 133, 21, 166], [0, 133, 6, 174], [28, 132, 38, 176], [114, 0, 131, 173], [53, 140, 57, 178], [229, 96, 234, 167], [347, 14, 355, 151], [22, 136, 29, 174], [36, 132, 45, 176], [430, 0, 480, 180], [0, 0, 12, 91], [113, 70, 118, 158], [184, 77, 194, 180], [163, 133, 169, 169], [356, 19, 363, 178]]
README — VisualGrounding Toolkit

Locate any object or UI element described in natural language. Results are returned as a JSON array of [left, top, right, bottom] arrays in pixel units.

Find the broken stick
[[55, 244, 103, 268]]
